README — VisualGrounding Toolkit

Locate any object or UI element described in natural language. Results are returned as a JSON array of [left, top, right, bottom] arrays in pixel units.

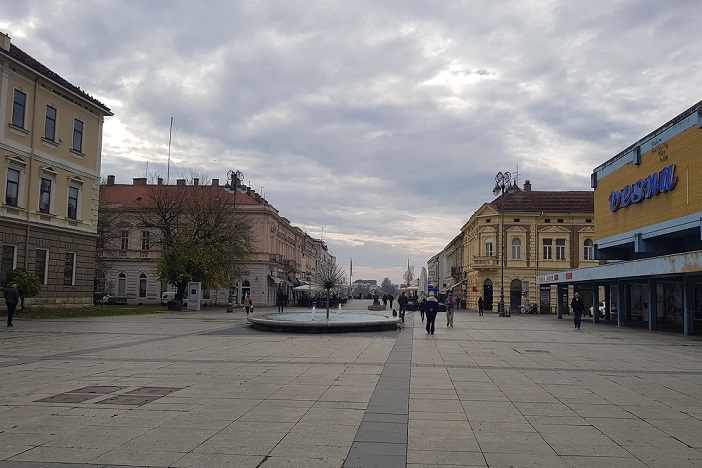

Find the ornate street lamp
[[226, 170, 244, 313], [493, 171, 516, 317]]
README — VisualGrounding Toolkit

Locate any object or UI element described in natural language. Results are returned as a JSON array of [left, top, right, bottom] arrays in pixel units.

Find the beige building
[[98, 176, 333, 306], [459, 180, 597, 313], [0, 32, 112, 306]]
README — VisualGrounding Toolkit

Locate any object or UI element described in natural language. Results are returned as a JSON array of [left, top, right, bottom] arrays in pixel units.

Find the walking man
[[4, 283, 19, 327], [244, 293, 254, 315], [446, 296, 454, 327], [571, 292, 584, 329], [478, 296, 484, 316], [276, 288, 285, 313], [398, 292, 409, 323], [425, 293, 439, 334]]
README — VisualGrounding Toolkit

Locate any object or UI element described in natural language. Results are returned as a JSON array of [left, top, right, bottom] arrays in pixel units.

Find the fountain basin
[[247, 311, 400, 333]]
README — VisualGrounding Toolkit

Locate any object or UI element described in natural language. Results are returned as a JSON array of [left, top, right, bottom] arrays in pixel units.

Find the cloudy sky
[[3, 1, 701, 284]]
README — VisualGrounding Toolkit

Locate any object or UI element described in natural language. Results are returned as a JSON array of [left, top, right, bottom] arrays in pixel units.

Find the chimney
[[157, 177, 163, 185], [193, 178, 199, 186], [524, 180, 532, 192], [176, 179, 186, 186], [106, 175, 115, 185], [132, 177, 147, 186], [212, 178, 219, 186], [0, 32, 10, 51]]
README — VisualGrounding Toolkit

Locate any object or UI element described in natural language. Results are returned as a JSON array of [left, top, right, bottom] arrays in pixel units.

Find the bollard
[[226, 302, 233, 313], [337, 303, 342, 314], [311, 305, 316, 321]]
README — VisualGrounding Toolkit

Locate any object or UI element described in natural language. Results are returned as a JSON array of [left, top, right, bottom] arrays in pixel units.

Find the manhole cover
[[125, 387, 182, 396], [70, 386, 127, 394], [97, 395, 162, 405], [36, 393, 99, 403]]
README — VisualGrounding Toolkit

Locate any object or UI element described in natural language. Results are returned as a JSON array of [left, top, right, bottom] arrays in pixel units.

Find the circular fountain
[[247, 301, 400, 333]]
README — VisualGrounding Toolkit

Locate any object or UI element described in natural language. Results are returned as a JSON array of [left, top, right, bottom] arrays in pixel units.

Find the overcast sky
[[3, 1, 701, 285]]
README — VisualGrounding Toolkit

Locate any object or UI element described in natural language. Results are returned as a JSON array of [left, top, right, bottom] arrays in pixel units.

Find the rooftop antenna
[[514, 164, 521, 187]]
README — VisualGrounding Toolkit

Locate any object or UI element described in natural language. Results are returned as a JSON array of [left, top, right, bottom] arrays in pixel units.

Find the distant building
[[97, 176, 333, 306], [428, 180, 597, 312], [0, 32, 112, 306]]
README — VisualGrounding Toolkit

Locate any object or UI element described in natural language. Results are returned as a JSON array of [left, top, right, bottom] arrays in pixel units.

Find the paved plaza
[[1, 300, 702, 468]]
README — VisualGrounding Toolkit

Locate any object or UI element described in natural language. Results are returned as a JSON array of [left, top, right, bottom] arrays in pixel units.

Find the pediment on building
[[539, 225, 570, 234], [478, 225, 497, 234], [506, 225, 527, 233], [6, 154, 27, 168], [578, 226, 595, 234]]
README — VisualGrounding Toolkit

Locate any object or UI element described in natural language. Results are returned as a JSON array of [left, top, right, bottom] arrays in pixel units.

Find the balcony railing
[[472, 255, 498, 268]]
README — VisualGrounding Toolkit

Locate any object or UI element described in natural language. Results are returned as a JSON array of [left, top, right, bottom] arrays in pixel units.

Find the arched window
[[584, 239, 594, 260], [511, 238, 521, 259], [139, 273, 147, 298], [117, 273, 126, 296]]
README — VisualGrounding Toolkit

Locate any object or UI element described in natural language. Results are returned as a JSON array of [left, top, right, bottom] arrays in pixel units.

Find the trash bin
[[167, 300, 183, 311]]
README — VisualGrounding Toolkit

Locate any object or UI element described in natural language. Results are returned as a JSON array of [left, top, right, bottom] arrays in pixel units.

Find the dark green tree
[[312, 262, 347, 318], [4, 268, 42, 311]]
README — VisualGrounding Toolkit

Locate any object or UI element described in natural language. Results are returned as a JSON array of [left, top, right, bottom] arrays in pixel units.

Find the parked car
[[589, 301, 606, 317], [161, 291, 177, 305]]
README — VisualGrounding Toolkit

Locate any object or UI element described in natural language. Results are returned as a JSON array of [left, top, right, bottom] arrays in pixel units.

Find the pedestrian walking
[[398, 292, 409, 323], [389, 294, 394, 309], [276, 288, 285, 313], [425, 293, 439, 334], [244, 293, 254, 314], [4, 282, 19, 327], [478, 296, 484, 316], [382, 294, 388, 307], [446, 297, 454, 327], [571, 292, 584, 329], [419, 297, 426, 321]]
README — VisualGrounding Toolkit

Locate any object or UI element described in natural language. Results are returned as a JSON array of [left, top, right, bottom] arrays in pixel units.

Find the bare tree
[[137, 181, 253, 300]]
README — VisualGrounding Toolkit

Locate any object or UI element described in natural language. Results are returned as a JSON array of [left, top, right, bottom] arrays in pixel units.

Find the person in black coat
[[425, 294, 439, 334], [571, 292, 585, 329], [478, 296, 484, 316], [4, 283, 19, 327]]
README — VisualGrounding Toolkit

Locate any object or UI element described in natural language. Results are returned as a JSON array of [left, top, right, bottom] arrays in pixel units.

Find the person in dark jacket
[[478, 296, 484, 316], [425, 294, 439, 334], [571, 292, 585, 329], [276, 288, 285, 313], [5, 283, 19, 327], [419, 297, 427, 321], [397, 292, 409, 323]]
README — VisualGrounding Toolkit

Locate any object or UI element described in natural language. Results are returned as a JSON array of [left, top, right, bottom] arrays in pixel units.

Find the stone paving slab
[[2, 302, 702, 467]]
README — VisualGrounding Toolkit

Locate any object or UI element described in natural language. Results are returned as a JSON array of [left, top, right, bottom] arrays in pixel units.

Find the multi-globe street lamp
[[226, 169, 244, 313], [493, 171, 515, 317]]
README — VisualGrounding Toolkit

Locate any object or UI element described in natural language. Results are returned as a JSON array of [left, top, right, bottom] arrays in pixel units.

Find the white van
[[161, 291, 177, 305]]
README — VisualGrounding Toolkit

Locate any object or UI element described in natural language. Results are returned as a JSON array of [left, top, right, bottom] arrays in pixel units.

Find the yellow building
[[538, 100, 702, 335], [461, 180, 596, 313], [0, 32, 112, 306]]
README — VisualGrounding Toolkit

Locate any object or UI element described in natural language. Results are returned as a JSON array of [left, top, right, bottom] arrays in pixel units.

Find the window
[[584, 239, 594, 260], [35, 249, 48, 284], [12, 90, 26, 127], [6, 168, 19, 206], [121, 231, 129, 251], [485, 240, 493, 257], [39, 177, 52, 213], [67, 186, 79, 219], [64, 252, 75, 286], [139, 273, 147, 298], [141, 231, 150, 250], [556, 239, 566, 260], [72, 119, 84, 152], [1, 245, 16, 281], [45, 106, 57, 141], [543, 239, 552, 260], [511, 238, 521, 259]]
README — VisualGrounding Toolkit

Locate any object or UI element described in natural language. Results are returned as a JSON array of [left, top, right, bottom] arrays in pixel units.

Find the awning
[[284, 279, 295, 287], [269, 276, 283, 284], [448, 279, 467, 289]]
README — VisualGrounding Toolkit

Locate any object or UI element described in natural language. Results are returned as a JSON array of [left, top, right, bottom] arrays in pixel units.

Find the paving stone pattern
[[2, 302, 702, 467]]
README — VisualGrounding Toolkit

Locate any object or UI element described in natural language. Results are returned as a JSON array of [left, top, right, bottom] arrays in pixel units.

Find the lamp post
[[226, 170, 244, 313], [493, 171, 515, 317]]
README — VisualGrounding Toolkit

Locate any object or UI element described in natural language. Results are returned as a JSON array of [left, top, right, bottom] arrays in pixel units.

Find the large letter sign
[[609, 164, 676, 212]]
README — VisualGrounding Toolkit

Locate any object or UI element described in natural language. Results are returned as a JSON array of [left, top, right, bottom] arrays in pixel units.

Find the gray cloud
[[4, 0, 702, 283]]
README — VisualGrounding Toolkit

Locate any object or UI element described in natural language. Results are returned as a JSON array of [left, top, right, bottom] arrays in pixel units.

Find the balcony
[[472, 255, 498, 269]]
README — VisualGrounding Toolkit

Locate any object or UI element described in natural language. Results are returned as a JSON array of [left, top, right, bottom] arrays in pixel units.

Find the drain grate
[[35, 386, 183, 406]]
